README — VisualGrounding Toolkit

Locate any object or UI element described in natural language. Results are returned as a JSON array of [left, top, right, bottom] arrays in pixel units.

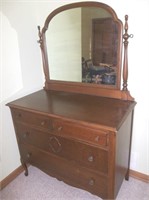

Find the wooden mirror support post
[[122, 15, 134, 100]]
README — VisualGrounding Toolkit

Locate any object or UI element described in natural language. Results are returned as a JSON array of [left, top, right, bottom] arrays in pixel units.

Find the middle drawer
[[17, 124, 108, 174]]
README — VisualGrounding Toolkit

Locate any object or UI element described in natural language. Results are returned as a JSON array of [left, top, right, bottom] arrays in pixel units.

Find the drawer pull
[[88, 155, 94, 162], [49, 136, 62, 153], [16, 113, 22, 118], [41, 121, 46, 126], [57, 126, 63, 132], [89, 179, 95, 186], [95, 136, 100, 142], [26, 153, 31, 158], [23, 132, 29, 138]]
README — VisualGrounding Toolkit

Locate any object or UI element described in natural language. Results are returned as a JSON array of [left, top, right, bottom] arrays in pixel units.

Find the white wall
[[48, 8, 82, 81], [1, 0, 149, 181]]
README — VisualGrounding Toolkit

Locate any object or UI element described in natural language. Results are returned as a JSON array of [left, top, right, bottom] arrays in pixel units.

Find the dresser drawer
[[12, 109, 53, 130], [20, 144, 108, 199], [53, 120, 109, 148], [17, 124, 108, 174], [12, 109, 109, 148]]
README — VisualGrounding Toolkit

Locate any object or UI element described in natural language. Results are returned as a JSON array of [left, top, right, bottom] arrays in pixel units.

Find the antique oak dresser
[[7, 2, 136, 199]]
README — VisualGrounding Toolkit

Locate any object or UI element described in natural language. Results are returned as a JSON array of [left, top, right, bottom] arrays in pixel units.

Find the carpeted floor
[[0, 166, 149, 200]]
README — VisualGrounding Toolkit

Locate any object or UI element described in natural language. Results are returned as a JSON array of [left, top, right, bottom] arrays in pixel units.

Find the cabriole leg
[[20, 158, 28, 176]]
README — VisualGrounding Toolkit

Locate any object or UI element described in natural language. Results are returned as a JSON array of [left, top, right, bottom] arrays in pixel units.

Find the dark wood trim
[[45, 80, 134, 101], [0, 165, 24, 190], [0, 165, 148, 191], [43, 1, 121, 33]]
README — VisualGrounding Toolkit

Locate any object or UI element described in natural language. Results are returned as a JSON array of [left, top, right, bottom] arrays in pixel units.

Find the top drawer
[[53, 120, 109, 148], [11, 109, 53, 130], [11, 108, 109, 148]]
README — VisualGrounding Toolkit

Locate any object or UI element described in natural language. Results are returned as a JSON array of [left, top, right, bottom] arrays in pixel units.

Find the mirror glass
[[46, 7, 119, 86]]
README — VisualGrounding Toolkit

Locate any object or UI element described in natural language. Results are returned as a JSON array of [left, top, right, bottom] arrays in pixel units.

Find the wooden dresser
[[7, 90, 136, 199], [7, 2, 136, 199]]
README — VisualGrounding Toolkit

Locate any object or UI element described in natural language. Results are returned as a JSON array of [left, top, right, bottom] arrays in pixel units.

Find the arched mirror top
[[38, 1, 133, 100], [43, 2, 121, 30]]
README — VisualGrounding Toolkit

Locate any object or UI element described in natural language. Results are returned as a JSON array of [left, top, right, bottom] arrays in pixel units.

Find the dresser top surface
[[7, 89, 136, 130]]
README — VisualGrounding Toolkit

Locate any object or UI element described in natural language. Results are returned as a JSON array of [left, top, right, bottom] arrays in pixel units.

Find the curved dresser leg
[[20, 158, 28, 176]]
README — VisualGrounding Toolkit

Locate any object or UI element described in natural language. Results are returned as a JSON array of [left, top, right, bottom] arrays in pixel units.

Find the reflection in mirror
[[46, 7, 119, 86]]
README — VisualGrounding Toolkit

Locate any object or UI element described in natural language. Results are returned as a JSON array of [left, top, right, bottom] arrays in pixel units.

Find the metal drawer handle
[[26, 153, 31, 158], [89, 178, 95, 186], [88, 155, 94, 162], [23, 132, 29, 138], [41, 121, 46, 126], [95, 136, 100, 142], [16, 113, 22, 118], [57, 126, 63, 131], [49, 136, 62, 153]]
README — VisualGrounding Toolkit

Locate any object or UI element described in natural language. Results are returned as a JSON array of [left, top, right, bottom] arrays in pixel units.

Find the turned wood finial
[[37, 26, 43, 45], [122, 15, 133, 91], [37, 26, 50, 82]]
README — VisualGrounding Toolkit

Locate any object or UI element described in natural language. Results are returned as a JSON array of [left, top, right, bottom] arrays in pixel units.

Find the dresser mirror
[[38, 1, 133, 100], [38, 2, 124, 90], [46, 6, 121, 85]]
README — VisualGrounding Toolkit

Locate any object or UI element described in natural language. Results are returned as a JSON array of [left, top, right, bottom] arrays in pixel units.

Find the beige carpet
[[0, 166, 149, 200]]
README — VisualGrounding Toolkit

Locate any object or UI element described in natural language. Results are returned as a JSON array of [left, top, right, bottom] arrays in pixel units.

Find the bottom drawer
[[20, 144, 108, 199]]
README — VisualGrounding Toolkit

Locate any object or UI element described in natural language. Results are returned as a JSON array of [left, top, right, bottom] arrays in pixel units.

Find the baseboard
[[0, 165, 24, 190], [0, 166, 148, 190], [129, 169, 149, 183]]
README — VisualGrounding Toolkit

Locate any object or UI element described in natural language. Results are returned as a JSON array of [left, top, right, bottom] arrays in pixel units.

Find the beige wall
[[1, 0, 149, 181]]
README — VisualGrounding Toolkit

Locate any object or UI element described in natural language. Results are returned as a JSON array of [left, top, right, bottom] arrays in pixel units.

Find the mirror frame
[[38, 1, 134, 100]]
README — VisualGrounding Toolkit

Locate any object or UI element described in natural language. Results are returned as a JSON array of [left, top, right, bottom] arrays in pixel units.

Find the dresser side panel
[[115, 111, 133, 197]]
